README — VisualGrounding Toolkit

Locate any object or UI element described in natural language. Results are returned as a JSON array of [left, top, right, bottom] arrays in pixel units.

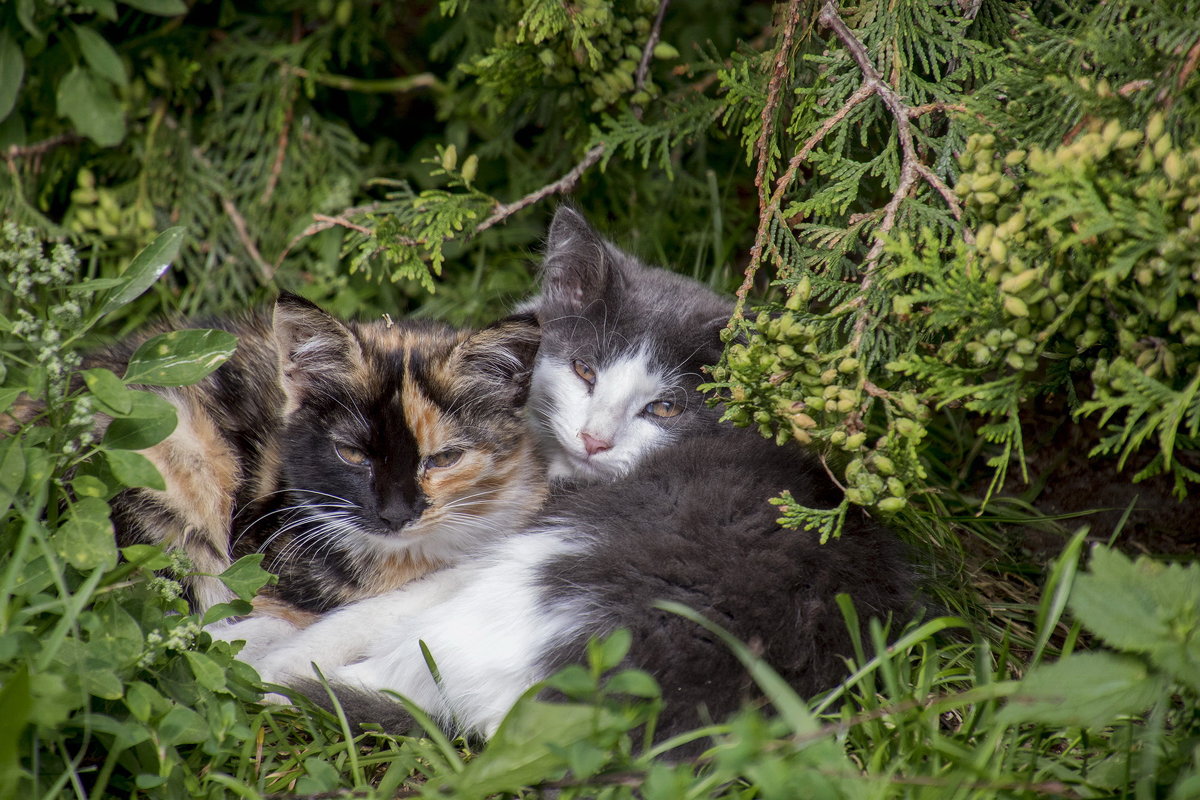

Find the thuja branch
[[812, 0, 962, 349], [734, 1, 966, 332], [477, 0, 674, 233]]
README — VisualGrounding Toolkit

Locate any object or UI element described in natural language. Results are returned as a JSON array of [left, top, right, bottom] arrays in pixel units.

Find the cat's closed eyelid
[[333, 442, 370, 467]]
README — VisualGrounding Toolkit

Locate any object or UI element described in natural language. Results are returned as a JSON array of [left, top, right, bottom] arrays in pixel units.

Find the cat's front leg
[[242, 572, 463, 682]]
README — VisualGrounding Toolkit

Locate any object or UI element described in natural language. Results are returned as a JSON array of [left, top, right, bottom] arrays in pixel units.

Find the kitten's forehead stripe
[[400, 354, 447, 457]]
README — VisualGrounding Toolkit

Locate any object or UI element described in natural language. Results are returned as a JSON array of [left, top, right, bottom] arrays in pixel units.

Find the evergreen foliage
[[1, 0, 1198, 797]]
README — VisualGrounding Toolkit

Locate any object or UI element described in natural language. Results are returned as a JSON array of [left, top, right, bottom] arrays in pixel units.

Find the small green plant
[[0, 224, 282, 797]]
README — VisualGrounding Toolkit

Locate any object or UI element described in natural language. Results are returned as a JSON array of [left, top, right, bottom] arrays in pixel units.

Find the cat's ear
[[535, 206, 615, 314], [272, 292, 364, 414], [451, 314, 541, 406]]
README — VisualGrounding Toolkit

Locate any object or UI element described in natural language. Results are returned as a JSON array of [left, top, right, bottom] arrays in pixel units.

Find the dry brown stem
[[732, 0, 806, 319], [4, 134, 83, 165], [632, 0, 672, 120], [272, 203, 389, 270], [474, 144, 607, 234], [260, 76, 295, 206]]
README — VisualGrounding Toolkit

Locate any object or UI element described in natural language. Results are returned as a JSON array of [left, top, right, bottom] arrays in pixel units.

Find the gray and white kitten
[[226, 210, 917, 748], [523, 207, 733, 482]]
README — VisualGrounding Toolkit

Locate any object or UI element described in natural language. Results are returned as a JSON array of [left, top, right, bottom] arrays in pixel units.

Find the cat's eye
[[572, 359, 597, 386], [425, 449, 463, 469], [644, 400, 682, 419], [335, 444, 370, 466]]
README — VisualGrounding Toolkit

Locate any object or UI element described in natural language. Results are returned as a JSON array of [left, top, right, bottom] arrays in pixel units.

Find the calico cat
[[89, 294, 544, 614], [233, 212, 918, 748]]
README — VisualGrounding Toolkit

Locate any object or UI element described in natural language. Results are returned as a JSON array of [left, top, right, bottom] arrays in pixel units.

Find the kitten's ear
[[451, 314, 541, 406], [535, 206, 615, 314], [272, 293, 363, 414]]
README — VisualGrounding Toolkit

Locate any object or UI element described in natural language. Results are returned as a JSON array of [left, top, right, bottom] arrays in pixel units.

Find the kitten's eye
[[425, 449, 463, 469], [572, 359, 597, 386], [335, 444, 370, 466], [644, 400, 682, 418]]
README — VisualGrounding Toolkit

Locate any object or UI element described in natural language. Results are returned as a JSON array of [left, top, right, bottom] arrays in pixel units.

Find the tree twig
[[272, 203, 386, 270], [474, 144, 607, 234], [732, 0, 806, 319], [632, 0, 671, 120], [260, 75, 296, 206], [4, 134, 84, 164]]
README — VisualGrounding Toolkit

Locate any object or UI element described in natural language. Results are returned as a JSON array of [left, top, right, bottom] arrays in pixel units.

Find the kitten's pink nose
[[579, 432, 613, 456]]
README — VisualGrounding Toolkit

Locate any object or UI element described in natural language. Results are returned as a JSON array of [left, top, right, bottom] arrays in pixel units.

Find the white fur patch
[[243, 530, 587, 736], [528, 350, 676, 481]]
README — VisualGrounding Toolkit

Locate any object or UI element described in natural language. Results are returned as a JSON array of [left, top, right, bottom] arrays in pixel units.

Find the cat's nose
[[579, 432, 613, 456], [380, 495, 428, 530]]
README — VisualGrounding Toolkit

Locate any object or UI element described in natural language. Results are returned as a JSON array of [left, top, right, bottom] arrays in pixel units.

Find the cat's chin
[[549, 448, 629, 483]]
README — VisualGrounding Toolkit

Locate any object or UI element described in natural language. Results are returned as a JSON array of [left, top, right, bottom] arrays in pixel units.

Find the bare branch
[[475, 144, 606, 233], [732, 0, 806, 319], [633, 0, 672, 114], [260, 76, 296, 206], [4, 134, 84, 163], [272, 203, 386, 271]]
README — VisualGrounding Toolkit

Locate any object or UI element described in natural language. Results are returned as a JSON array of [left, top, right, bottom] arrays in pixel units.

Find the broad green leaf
[[997, 651, 1165, 728], [542, 664, 594, 699], [202, 599, 253, 628], [438, 699, 599, 795], [83, 367, 134, 415], [119, 543, 173, 571], [157, 705, 209, 746], [71, 474, 108, 497], [0, 437, 25, 513], [104, 449, 165, 490], [1073, 549, 1200, 689], [102, 390, 177, 450], [603, 668, 660, 698], [0, 669, 32, 800], [98, 227, 184, 315], [217, 554, 274, 600], [123, 329, 237, 386], [55, 66, 125, 147], [18, 447, 52, 495], [588, 628, 631, 672], [0, 31, 24, 122], [1070, 545, 1200, 687], [73, 25, 127, 87], [80, 711, 151, 750], [0, 388, 23, 415], [68, 277, 129, 293], [54, 496, 118, 571], [124, 681, 161, 722], [296, 758, 340, 794], [86, 601, 145, 667], [77, 0, 118, 20], [81, 666, 125, 700], [184, 651, 227, 692], [122, 0, 188, 15], [549, 740, 608, 782]]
